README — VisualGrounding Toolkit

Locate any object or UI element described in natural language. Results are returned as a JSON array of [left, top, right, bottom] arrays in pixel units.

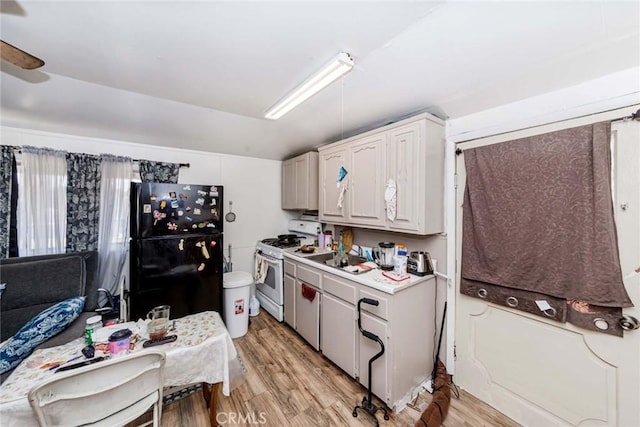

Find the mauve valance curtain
[[461, 122, 632, 334], [139, 160, 180, 183]]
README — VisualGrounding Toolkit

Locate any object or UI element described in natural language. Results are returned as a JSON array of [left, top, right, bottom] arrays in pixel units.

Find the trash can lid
[[223, 271, 253, 288]]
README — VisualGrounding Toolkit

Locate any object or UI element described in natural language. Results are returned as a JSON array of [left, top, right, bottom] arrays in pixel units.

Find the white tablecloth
[[0, 311, 243, 426]]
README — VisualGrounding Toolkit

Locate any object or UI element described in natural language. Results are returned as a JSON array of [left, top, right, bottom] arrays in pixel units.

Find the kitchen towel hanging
[[254, 254, 268, 284], [301, 283, 317, 302], [384, 179, 397, 221]]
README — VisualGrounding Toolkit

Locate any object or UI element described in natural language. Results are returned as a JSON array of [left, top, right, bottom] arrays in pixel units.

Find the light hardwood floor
[[135, 311, 520, 426]]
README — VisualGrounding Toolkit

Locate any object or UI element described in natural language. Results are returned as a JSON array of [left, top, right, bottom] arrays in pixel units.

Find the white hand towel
[[385, 179, 397, 221], [337, 182, 347, 209], [254, 254, 269, 284]]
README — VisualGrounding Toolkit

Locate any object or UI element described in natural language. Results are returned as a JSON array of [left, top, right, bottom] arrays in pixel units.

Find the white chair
[[28, 350, 166, 427]]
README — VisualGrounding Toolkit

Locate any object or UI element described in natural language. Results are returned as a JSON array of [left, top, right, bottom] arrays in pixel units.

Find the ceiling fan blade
[[1, 40, 45, 70]]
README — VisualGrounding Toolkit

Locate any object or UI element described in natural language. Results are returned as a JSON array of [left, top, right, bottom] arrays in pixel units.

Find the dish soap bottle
[[337, 234, 348, 267]]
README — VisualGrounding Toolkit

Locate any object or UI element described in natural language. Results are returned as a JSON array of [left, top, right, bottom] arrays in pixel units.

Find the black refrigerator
[[129, 182, 223, 321]]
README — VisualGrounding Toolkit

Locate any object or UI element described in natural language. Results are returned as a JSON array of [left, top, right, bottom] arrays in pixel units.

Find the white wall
[[1, 126, 292, 275]]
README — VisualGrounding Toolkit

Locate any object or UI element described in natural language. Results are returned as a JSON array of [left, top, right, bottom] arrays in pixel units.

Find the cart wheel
[[352, 410, 358, 418]]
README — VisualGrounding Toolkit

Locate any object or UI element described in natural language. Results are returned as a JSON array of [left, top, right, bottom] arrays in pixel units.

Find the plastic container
[[223, 271, 253, 338], [84, 315, 103, 345], [395, 243, 408, 257], [318, 232, 325, 248], [324, 231, 333, 250], [249, 295, 260, 317], [393, 255, 408, 275], [108, 329, 132, 356]]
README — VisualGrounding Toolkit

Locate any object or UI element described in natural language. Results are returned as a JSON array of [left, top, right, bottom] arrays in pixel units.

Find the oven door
[[255, 252, 283, 305]]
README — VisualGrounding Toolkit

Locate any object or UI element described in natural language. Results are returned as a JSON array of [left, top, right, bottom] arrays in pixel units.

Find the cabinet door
[[295, 281, 321, 350], [348, 134, 385, 227], [358, 312, 389, 404], [282, 158, 296, 210], [319, 145, 349, 222], [284, 274, 296, 328], [321, 293, 357, 377], [294, 155, 309, 209], [386, 122, 421, 232]]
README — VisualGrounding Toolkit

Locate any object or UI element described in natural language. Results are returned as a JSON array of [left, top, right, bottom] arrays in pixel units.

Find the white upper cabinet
[[347, 133, 386, 227], [318, 113, 445, 235], [319, 144, 349, 222], [282, 152, 318, 210]]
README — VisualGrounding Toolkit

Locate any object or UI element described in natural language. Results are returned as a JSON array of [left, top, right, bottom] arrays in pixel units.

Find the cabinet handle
[[477, 288, 488, 298], [506, 296, 518, 307], [542, 307, 557, 318]]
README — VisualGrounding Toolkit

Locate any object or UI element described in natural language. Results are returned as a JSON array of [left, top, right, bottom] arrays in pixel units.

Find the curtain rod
[[11, 149, 191, 168], [455, 107, 640, 156]]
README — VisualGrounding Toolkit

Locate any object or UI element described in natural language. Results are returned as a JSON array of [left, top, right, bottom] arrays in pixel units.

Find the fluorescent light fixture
[[265, 52, 354, 120]]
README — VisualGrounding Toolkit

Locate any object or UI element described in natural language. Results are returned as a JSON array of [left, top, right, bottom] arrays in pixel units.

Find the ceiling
[[1, 1, 639, 160]]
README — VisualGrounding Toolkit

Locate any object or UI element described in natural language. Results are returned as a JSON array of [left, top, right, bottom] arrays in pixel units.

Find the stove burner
[[261, 237, 300, 249]]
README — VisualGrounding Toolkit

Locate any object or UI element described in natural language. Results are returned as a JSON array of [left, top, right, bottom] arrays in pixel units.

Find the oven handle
[[255, 249, 280, 263]]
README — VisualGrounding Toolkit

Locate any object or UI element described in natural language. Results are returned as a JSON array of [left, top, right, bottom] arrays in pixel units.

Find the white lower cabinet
[[283, 274, 296, 328], [295, 280, 321, 351], [284, 255, 435, 411], [358, 312, 389, 403], [321, 293, 357, 377]]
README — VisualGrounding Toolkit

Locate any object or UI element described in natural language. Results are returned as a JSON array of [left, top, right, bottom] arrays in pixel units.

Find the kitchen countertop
[[284, 248, 434, 295]]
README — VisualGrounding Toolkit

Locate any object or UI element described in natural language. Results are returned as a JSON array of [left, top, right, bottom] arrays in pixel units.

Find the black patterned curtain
[[0, 146, 16, 258], [66, 153, 102, 252], [139, 160, 180, 183]]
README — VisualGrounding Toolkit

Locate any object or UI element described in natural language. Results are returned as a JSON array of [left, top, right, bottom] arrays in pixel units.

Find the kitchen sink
[[304, 252, 371, 274]]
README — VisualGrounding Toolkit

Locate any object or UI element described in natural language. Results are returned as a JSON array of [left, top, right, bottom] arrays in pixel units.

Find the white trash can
[[223, 271, 253, 338]]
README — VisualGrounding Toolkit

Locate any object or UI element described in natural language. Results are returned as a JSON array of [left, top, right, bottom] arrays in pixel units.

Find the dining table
[[0, 311, 244, 427]]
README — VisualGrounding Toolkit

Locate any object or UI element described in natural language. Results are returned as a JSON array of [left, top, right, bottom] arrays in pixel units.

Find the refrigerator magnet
[[195, 198, 205, 206], [201, 245, 210, 259], [198, 263, 205, 271], [178, 239, 184, 251], [197, 190, 207, 197], [178, 210, 184, 216], [193, 208, 201, 215], [185, 206, 191, 212], [210, 198, 216, 205], [183, 185, 191, 190], [150, 193, 157, 201], [143, 204, 152, 214]]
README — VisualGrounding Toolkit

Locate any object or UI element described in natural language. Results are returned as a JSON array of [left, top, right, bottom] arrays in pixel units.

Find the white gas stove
[[254, 219, 320, 321]]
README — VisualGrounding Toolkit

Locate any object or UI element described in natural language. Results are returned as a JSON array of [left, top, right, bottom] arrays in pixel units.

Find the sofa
[[1, 251, 101, 381]]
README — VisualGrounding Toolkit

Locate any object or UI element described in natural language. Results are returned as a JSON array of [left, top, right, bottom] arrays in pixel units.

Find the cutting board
[[342, 227, 353, 252]]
